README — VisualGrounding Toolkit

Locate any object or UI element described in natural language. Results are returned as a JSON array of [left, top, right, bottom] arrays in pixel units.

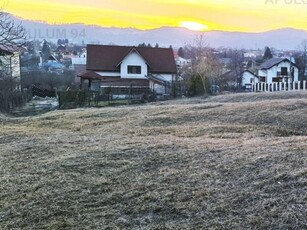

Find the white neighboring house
[[175, 56, 191, 68], [72, 51, 87, 66], [258, 58, 299, 84], [0, 45, 21, 80], [242, 70, 259, 89], [80, 45, 177, 95]]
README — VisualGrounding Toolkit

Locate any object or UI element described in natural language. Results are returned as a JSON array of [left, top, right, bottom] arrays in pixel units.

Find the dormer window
[[128, 65, 141, 74]]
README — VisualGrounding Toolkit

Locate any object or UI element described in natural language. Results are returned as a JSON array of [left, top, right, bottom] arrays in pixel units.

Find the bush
[[0, 78, 28, 113], [187, 75, 211, 96], [21, 70, 77, 91]]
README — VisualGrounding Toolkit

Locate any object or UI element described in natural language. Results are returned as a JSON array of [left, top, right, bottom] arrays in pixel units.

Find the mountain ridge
[[10, 14, 307, 50]]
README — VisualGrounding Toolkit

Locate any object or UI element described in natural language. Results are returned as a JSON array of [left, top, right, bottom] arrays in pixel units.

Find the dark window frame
[[260, 77, 266, 82], [127, 65, 141, 74], [280, 67, 288, 76]]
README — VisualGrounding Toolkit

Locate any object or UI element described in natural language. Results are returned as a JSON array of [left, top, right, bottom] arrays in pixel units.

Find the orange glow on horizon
[[179, 21, 209, 31], [3, 0, 307, 33]]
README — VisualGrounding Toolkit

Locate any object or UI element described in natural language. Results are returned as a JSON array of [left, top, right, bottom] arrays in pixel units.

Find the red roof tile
[[79, 71, 100, 80], [0, 45, 21, 54]]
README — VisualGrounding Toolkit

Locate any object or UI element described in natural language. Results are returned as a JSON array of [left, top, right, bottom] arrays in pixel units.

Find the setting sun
[[3, 0, 307, 32], [179, 21, 209, 31]]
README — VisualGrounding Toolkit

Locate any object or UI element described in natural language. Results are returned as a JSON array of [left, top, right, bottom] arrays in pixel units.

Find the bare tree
[[194, 51, 221, 94], [180, 35, 222, 95], [0, 8, 27, 112], [0, 10, 26, 49], [227, 49, 244, 90], [301, 40, 307, 79], [192, 35, 221, 94], [0, 8, 26, 77]]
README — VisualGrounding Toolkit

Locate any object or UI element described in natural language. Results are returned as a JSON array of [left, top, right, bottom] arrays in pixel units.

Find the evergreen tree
[[263, 46, 273, 60], [41, 40, 51, 62], [138, 43, 146, 47], [57, 39, 62, 46], [178, 47, 185, 58]]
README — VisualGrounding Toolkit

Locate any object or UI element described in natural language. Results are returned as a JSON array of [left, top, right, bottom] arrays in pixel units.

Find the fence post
[[108, 87, 111, 106], [264, 83, 267, 92], [129, 84, 133, 104], [58, 91, 62, 108]]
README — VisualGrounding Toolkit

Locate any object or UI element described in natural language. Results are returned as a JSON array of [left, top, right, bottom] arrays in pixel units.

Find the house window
[[281, 67, 288, 76], [272, 77, 282, 82], [127, 65, 141, 74]]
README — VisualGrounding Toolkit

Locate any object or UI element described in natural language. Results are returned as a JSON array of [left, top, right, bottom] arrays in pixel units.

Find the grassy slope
[[0, 91, 307, 229]]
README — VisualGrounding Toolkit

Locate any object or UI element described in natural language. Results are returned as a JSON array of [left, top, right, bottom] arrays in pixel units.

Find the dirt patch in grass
[[0, 92, 307, 229]]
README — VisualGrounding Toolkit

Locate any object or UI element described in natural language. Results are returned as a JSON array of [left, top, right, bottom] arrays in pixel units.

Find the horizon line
[[10, 13, 307, 35]]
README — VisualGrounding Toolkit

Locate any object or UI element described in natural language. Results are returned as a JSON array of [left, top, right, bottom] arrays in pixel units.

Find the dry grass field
[[1, 91, 307, 229]]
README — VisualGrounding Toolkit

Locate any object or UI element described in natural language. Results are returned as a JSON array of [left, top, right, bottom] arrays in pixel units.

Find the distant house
[[43, 55, 65, 74], [72, 50, 86, 74], [55, 45, 66, 53], [79, 45, 177, 95], [219, 70, 237, 90], [175, 56, 191, 68], [242, 70, 259, 90], [258, 58, 299, 84], [72, 51, 87, 66], [0, 45, 21, 80]]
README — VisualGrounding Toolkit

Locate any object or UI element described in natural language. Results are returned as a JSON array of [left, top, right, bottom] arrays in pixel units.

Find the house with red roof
[[79, 45, 178, 95]]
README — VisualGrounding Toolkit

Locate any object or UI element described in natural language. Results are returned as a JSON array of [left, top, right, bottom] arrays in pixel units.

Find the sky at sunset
[[3, 0, 307, 32]]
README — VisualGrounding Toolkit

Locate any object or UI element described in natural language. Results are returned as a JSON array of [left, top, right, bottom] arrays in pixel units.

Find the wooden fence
[[58, 87, 154, 109], [32, 85, 56, 98], [252, 81, 307, 92]]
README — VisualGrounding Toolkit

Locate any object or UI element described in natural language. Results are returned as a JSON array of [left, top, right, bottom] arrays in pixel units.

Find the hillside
[[1, 92, 307, 229]]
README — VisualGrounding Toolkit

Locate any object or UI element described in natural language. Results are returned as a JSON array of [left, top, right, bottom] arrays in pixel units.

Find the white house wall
[[120, 51, 148, 79], [0, 53, 20, 79], [258, 70, 267, 80], [11, 55, 20, 79], [155, 74, 174, 82], [242, 72, 258, 86], [153, 83, 165, 94], [72, 57, 86, 65], [96, 71, 120, 77]]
